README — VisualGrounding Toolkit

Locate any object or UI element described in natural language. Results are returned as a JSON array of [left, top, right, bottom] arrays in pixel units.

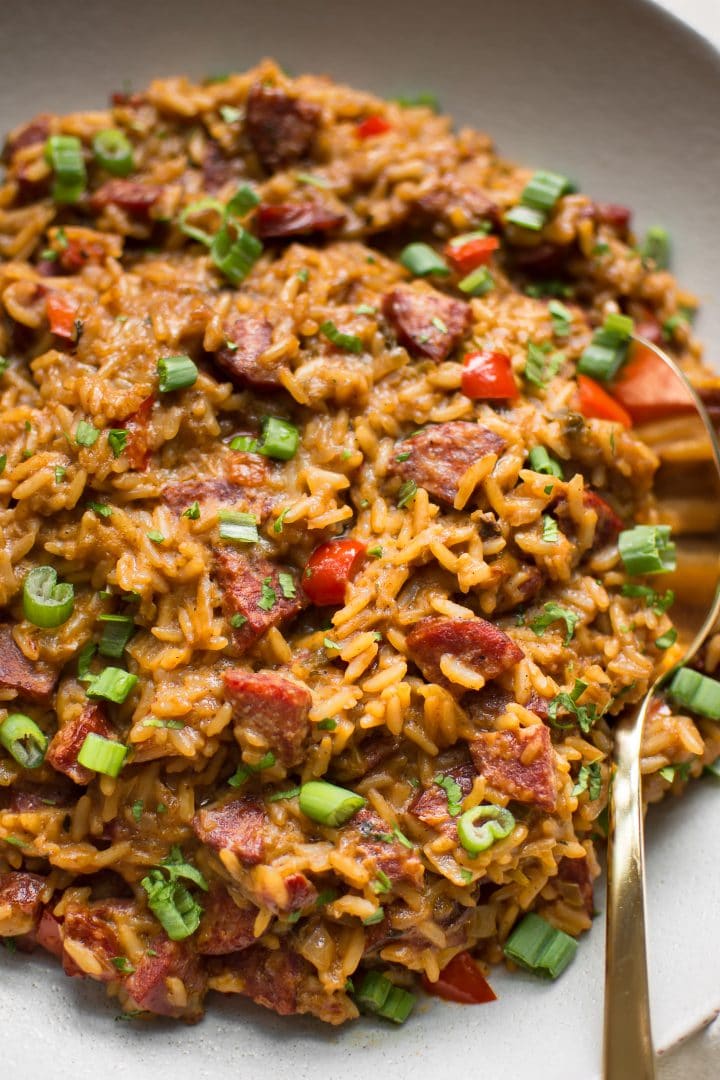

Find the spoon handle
[[603, 709, 655, 1080]]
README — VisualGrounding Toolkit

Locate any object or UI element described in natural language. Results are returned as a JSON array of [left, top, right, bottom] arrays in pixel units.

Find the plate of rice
[[1, 1, 719, 1078]]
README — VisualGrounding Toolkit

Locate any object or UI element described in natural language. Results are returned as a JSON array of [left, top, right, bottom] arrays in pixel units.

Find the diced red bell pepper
[[356, 115, 392, 139], [303, 538, 367, 606], [422, 951, 497, 1005], [445, 235, 500, 274], [461, 349, 518, 400], [577, 374, 632, 428], [46, 292, 80, 340], [609, 344, 694, 424]]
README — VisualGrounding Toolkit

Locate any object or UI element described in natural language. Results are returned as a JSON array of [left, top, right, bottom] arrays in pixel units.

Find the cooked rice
[[1, 59, 719, 1026]]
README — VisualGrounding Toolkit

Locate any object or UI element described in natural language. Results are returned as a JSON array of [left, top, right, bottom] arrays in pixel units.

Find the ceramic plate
[[1, 2, 719, 1077]]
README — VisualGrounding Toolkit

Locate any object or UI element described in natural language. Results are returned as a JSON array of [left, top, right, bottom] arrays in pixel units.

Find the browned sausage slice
[[389, 420, 504, 505], [224, 669, 311, 768], [245, 83, 320, 172], [469, 724, 557, 812], [382, 286, 470, 361], [406, 616, 523, 690]]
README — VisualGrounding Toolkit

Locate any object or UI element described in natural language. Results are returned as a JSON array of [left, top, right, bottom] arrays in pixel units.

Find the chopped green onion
[[368, 545, 383, 558], [298, 780, 367, 826], [182, 501, 200, 520], [578, 312, 634, 382], [178, 197, 226, 245], [504, 912, 578, 979], [258, 577, 277, 612], [98, 614, 135, 659], [218, 509, 258, 544], [92, 129, 134, 176], [107, 428, 128, 458], [295, 171, 330, 189], [505, 204, 546, 231], [86, 666, 138, 704], [0, 713, 48, 769], [316, 717, 337, 731], [397, 479, 418, 508], [277, 572, 296, 599], [229, 435, 259, 452], [228, 751, 276, 788], [530, 602, 579, 645], [160, 845, 208, 890], [146, 530, 164, 544], [542, 515, 559, 543], [141, 870, 203, 941], [226, 184, 260, 217], [640, 226, 670, 269], [141, 717, 184, 729], [355, 304, 377, 316], [77, 642, 96, 683], [88, 501, 112, 517], [320, 320, 363, 353], [157, 354, 198, 393], [525, 280, 573, 299], [77, 732, 128, 777], [399, 242, 449, 278], [395, 92, 439, 110], [229, 613, 247, 628], [433, 773, 463, 816], [54, 465, 65, 483], [44, 135, 86, 203], [548, 299, 572, 338], [618, 524, 676, 575], [210, 224, 263, 285], [0, 454, 7, 476], [457, 803, 515, 855], [528, 446, 564, 479], [75, 420, 100, 447], [521, 170, 572, 213], [372, 869, 393, 895], [667, 667, 720, 721], [448, 226, 493, 247], [111, 956, 135, 974], [356, 970, 392, 1012], [323, 636, 340, 652], [655, 628, 677, 650], [458, 266, 494, 296], [571, 761, 602, 800], [258, 415, 299, 460], [377, 986, 416, 1024], [621, 584, 674, 615], [23, 566, 75, 628], [524, 342, 563, 388], [362, 909, 385, 926], [219, 105, 242, 124]]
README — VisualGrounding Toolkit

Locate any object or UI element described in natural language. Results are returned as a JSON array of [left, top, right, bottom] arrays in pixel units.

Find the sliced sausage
[[2, 115, 51, 162], [245, 83, 320, 172], [0, 871, 48, 937], [196, 885, 257, 956], [412, 178, 498, 230], [469, 724, 557, 813], [123, 394, 155, 471], [61, 898, 134, 981], [408, 762, 475, 839], [193, 796, 267, 865], [214, 548, 306, 654], [554, 489, 624, 550], [201, 141, 243, 192], [162, 479, 245, 516], [406, 616, 523, 690], [383, 286, 470, 361], [89, 179, 161, 216], [0, 624, 59, 703], [125, 936, 206, 1021], [389, 420, 505, 505], [212, 316, 279, 389], [224, 669, 311, 768], [556, 855, 595, 916], [465, 683, 549, 725], [46, 702, 113, 785], [255, 202, 346, 239], [342, 808, 424, 887]]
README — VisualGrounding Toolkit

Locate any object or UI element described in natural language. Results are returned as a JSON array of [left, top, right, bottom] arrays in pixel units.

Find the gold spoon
[[603, 336, 720, 1079]]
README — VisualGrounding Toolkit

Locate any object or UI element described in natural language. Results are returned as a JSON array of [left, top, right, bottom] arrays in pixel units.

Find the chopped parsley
[[397, 479, 418, 508], [278, 571, 296, 599], [659, 761, 692, 783], [75, 420, 100, 447], [258, 577, 277, 611], [230, 613, 248, 628], [146, 530, 164, 544], [530, 602, 579, 645], [88, 501, 112, 517], [111, 956, 135, 974], [182, 501, 200, 520], [542, 515, 559, 543], [317, 717, 338, 731], [571, 761, 602, 800], [548, 679, 600, 734], [131, 800, 144, 822], [434, 773, 463, 817], [620, 584, 675, 615]]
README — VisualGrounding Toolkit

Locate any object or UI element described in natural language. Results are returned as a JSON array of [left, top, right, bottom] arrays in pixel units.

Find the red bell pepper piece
[[422, 951, 497, 1005], [461, 349, 518, 400], [577, 374, 632, 428], [445, 235, 499, 274], [303, 538, 367, 606], [609, 344, 693, 424], [46, 292, 79, 340], [356, 115, 392, 139]]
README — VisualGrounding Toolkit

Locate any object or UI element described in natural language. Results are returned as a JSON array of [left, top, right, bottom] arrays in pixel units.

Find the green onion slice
[[320, 320, 363, 353], [178, 197, 226, 245], [521, 170, 573, 213], [667, 667, 720, 721], [92, 129, 134, 176], [356, 970, 392, 1012], [86, 666, 138, 704], [44, 134, 86, 204], [378, 986, 416, 1024], [98, 614, 135, 659], [77, 732, 128, 777], [504, 912, 578, 979], [577, 311, 634, 382], [618, 524, 676, 576], [210, 224, 263, 285], [399, 242, 449, 278], [258, 416, 299, 460], [226, 185, 260, 217], [141, 870, 203, 941], [0, 713, 48, 769], [23, 566, 75, 628], [528, 446, 564, 479], [505, 204, 546, 232], [457, 803, 515, 856], [458, 265, 494, 296], [157, 354, 198, 393], [298, 780, 367, 826], [640, 225, 670, 269], [217, 509, 259, 544]]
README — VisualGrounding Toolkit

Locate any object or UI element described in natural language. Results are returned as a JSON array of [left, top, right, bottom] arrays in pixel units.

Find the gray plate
[[1, 2, 719, 1078]]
